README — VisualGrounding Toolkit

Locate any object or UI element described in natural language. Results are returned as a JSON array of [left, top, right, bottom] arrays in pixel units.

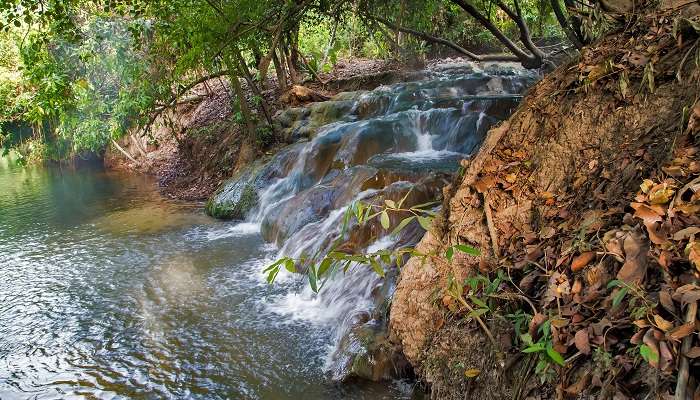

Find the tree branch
[[449, 0, 541, 67], [138, 70, 230, 138], [551, 0, 584, 49], [366, 14, 520, 62]]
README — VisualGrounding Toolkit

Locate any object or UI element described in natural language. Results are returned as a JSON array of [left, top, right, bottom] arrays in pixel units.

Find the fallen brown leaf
[[564, 371, 591, 396], [574, 329, 591, 355], [616, 231, 648, 284], [653, 314, 674, 332], [673, 227, 700, 241], [571, 251, 596, 272], [659, 291, 675, 314], [666, 322, 695, 341], [684, 347, 700, 358]]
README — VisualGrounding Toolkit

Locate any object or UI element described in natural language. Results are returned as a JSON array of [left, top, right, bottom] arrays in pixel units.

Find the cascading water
[[206, 61, 539, 380]]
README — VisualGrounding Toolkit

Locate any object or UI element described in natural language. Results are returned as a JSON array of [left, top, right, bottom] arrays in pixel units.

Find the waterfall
[[206, 62, 539, 380]]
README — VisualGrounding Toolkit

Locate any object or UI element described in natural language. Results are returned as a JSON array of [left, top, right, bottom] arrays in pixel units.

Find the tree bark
[[224, 56, 256, 142], [272, 48, 288, 92], [232, 46, 274, 127]]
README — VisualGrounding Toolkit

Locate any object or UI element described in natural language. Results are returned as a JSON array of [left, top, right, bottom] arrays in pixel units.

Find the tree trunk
[[257, 21, 286, 89], [272, 48, 288, 92], [232, 46, 274, 127], [550, 0, 584, 49], [224, 56, 256, 142], [283, 39, 301, 85]]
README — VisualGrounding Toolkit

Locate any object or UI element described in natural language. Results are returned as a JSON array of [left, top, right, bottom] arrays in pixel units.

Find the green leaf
[[380, 210, 390, 229], [546, 344, 565, 366], [380, 253, 391, 264], [308, 266, 318, 293], [266, 267, 280, 284], [520, 333, 534, 346], [639, 344, 659, 363], [397, 189, 412, 208], [353, 202, 364, 224], [445, 246, 454, 262], [540, 320, 551, 337], [369, 257, 385, 277], [384, 199, 396, 209], [469, 296, 488, 309], [417, 216, 432, 231], [607, 279, 622, 289], [317, 257, 333, 277], [283, 258, 296, 273], [264, 258, 286, 273], [522, 344, 545, 353], [390, 216, 415, 237], [468, 308, 489, 318], [341, 204, 352, 235], [454, 244, 480, 256], [410, 200, 440, 210], [612, 287, 628, 307]]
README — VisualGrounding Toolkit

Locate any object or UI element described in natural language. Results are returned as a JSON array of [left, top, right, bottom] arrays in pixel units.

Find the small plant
[[520, 319, 566, 383], [262, 189, 441, 292], [606, 279, 655, 318]]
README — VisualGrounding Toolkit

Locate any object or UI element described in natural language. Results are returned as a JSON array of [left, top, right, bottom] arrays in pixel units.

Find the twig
[[455, 295, 500, 353], [675, 298, 698, 400], [111, 139, 137, 164], [484, 193, 501, 258]]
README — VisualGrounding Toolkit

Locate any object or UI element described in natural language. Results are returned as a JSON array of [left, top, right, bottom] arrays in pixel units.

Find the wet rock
[[206, 143, 304, 220], [205, 170, 259, 220], [261, 166, 379, 244], [333, 319, 413, 382]]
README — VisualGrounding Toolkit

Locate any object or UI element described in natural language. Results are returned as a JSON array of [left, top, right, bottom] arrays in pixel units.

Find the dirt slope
[[390, 5, 700, 399]]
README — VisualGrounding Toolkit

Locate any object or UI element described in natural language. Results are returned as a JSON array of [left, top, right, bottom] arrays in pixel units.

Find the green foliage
[[0, 12, 158, 159], [262, 189, 443, 292], [0, 0, 569, 161], [520, 319, 565, 383]]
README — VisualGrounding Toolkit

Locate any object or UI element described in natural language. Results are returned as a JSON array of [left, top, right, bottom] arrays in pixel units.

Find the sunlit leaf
[[454, 244, 480, 256], [380, 210, 390, 229], [546, 344, 565, 366], [464, 368, 481, 378], [445, 246, 454, 262], [283, 258, 296, 273], [317, 257, 333, 277], [417, 216, 432, 231]]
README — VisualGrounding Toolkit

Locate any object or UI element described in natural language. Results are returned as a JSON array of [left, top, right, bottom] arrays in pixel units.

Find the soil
[[389, 4, 700, 399]]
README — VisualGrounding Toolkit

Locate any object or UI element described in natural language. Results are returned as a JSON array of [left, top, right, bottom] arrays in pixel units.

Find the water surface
[[0, 158, 415, 399]]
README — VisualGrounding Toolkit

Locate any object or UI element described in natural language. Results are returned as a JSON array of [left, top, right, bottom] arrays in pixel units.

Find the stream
[[0, 62, 537, 399]]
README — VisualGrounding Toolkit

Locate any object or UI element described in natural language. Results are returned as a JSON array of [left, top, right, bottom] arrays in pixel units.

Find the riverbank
[[104, 57, 426, 200]]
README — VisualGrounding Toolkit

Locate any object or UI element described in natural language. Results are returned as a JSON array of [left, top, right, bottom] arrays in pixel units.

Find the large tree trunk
[[389, 3, 700, 398]]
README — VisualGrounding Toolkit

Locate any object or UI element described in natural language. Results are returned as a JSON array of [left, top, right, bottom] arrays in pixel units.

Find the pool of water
[[0, 157, 417, 399]]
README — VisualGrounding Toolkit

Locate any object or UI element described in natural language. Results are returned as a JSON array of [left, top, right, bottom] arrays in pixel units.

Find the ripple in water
[[0, 158, 416, 399]]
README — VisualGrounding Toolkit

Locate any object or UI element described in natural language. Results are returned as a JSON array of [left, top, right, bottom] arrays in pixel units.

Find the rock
[[205, 143, 305, 220], [280, 85, 330, 107], [205, 174, 259, 220]]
